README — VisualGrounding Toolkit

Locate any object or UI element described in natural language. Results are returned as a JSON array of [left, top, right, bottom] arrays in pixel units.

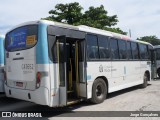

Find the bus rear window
[[5, 25, 38, 52]]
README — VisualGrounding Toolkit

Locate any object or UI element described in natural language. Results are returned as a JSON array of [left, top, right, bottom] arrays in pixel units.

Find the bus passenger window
[[131, 42, 139, 60], [118, 40, 127, 59], [139, 44, 149, 60], [127, 41, 132, 59], [110, 39, 119, 60], [98, 36, 110, 59], [86, 35, 99, 60]]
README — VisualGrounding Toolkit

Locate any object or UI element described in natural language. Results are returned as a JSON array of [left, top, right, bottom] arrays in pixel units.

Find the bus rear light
[[36, 72, 41, 88]]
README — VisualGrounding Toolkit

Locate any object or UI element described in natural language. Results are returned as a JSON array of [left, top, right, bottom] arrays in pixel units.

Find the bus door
[[67, 39, 87, 103], [56, 36, 67, 106], [151, 49, 157, 79], [75, 40, 87, 98]]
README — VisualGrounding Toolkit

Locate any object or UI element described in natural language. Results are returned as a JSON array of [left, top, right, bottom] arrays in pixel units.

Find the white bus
[[4, 20, 153, 106], [0, 35, 5, 92], [152, 45, 160, 78]]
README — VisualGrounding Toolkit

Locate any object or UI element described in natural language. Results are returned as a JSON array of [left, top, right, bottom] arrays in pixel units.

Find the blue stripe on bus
[[87, 75, 91, 80], [36, 23, 50, 64], [0, 37, 4, 64]]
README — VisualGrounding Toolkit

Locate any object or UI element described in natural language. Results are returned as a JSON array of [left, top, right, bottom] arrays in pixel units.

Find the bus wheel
[[91, 78, 107, 104], [157, 69, 160, 78], [141, 73, 148, 88]]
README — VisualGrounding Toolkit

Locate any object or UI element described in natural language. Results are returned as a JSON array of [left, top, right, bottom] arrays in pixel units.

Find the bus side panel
[[86, 61, 111, 99], [140, 61, 151, 80], [125, 61, 142, 86], [49, 64, 60, 107], [109, 61, 142, 92]]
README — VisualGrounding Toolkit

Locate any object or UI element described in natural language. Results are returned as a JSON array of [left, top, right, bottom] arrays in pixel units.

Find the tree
[[43, 2, 126, 35], [45, 2, 83, 24], [137, 36, 160, 45], [79, 5, 118, 28]]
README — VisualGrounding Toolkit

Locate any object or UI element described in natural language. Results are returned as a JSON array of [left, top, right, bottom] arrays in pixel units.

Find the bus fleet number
[[22, 64, 34, 70]]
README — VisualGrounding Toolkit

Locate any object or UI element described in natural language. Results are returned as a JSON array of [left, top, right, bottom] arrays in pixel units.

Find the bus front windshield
[[5, 25, 38, 52]]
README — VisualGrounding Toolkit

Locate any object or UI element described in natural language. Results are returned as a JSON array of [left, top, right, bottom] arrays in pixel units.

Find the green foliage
[[43, 2, 126, 35], [137, 36, 160, 45], [44, 2, 83, 24], [78, 5, 118, 28]]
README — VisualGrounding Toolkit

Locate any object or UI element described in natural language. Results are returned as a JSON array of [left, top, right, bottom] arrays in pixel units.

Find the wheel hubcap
[[96, 84, 102, 97]]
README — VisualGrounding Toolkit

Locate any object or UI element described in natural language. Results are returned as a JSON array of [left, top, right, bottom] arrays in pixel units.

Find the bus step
[[67, 91, 74, 94], [67, 99, 80, 106]]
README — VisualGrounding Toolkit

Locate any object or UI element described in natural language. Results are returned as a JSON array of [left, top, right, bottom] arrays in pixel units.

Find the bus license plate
[[16, 82, 23, 87]]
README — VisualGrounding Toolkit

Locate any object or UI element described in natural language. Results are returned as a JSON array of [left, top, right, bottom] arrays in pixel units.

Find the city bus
[[4, 20, 153, 107], [0, 35, 5, 92], [152, 45, 160, 78]]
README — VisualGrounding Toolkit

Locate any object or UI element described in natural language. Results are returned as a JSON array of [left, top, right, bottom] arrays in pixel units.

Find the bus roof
[[154, 45, 160, 49], [136, 39, 153, 46], [42, 20, 132, 40], [5, 20, 152, 46]]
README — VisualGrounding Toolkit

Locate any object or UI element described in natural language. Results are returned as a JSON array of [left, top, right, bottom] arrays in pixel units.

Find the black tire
[[157, 69, 160, 78], [141, 73, 148, 88], [91, 78, 107, 104]]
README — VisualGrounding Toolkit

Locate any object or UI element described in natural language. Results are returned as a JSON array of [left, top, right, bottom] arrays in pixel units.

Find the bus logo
[[2, 112, 11, 117], [99, 65, 103, 72]]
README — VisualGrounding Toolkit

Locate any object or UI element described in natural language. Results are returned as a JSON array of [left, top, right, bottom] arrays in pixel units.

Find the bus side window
[[148, 45, 154, 60], [86, 34, 99, 60], [127, 41, 132, 60], [139, 44, 149, 60], [118, 40, 127, 60], [131, 42, 139, 60], [110, 39, 119, 60], [98, 36, 110, 60]]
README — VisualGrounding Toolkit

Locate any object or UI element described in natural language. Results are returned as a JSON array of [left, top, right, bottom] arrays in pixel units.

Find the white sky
[[0, 0, 160, 39]]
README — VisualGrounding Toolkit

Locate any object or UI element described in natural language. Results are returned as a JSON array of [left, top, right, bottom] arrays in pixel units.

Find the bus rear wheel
[[141, 73, 148, 88], [157, 69, 160, 78], [91, 78, 107, 104]]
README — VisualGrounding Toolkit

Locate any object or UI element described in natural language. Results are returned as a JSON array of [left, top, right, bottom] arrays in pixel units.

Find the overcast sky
[[0, 0, 160, 39]]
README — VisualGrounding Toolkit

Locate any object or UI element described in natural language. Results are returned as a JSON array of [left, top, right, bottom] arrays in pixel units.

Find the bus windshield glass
[[5, 25, 38, 52]]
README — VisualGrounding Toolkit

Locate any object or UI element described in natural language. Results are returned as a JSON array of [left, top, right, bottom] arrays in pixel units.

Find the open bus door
[[77, 40, 87, 98], [56, 36, 67, 106], [56, 36, 87, 106], [151, 49, 157, 79]]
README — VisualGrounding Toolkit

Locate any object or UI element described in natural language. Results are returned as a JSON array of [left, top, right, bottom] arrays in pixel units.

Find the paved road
[[0, 80, 160, 120]]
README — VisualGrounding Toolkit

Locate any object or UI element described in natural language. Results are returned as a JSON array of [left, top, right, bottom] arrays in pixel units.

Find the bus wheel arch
[[145, 71, 150, 81], [141, 71, 150, 88], [90, 76, 108, 104]]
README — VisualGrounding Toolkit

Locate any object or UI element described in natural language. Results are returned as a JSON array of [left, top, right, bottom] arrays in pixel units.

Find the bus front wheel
[[91, 78, 107, 104]]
